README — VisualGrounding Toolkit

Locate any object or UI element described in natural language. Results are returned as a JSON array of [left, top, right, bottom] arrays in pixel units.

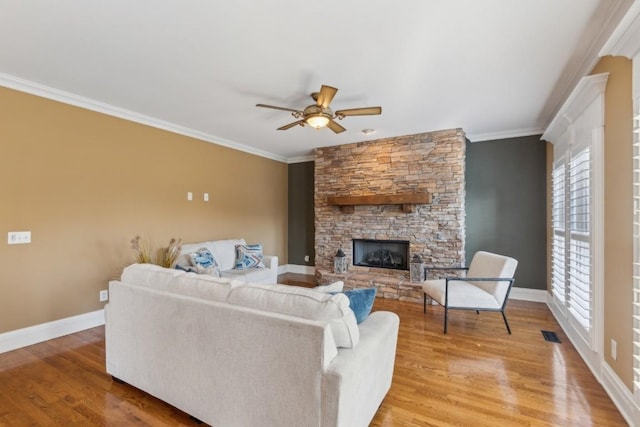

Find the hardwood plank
[[0, 274, 626, 426]]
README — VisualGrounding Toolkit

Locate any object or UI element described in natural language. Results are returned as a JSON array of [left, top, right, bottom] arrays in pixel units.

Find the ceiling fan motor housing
[[303, 104, 333, 119]]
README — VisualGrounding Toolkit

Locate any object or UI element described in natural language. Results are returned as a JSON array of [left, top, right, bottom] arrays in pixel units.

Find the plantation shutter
[[551, 161, 566, 303], [632, 109, 640, 392], [567, 146, 592, 333], [551, 145, 593, 341]]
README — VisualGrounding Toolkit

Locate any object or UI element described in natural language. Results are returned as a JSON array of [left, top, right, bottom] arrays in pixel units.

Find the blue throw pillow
[[331, 288, 377, 324], [234, 244, 265, 270], [187, 247, 222, 277]]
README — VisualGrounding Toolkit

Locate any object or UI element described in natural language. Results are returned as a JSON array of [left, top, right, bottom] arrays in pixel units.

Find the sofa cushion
[[226, 284, 360, 349], [168, 274, 245, 302], [422, 279, 501, 309], [234, 244, 265, 270], [222, 267, 272, 283], [121, 263, 185, 292]]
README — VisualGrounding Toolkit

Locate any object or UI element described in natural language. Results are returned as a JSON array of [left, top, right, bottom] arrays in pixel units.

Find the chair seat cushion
[[422, 279, 501, 309]]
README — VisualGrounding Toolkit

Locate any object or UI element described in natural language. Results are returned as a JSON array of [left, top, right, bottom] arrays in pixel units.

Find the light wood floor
[[0, 274, 626, 426]]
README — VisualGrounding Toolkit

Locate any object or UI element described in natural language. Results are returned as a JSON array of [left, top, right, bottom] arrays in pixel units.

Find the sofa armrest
[[263, 255, 279, 284], [263, 255, 278, 270], [321, 311, 399, 427]]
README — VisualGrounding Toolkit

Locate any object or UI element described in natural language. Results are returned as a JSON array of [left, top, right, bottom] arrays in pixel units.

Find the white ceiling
[[0, 1, 632, 162]]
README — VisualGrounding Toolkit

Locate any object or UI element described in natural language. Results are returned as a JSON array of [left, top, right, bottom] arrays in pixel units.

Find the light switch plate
[[8, 231, 31, 244]]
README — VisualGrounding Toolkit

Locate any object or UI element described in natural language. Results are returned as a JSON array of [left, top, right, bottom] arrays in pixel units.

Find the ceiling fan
[[256, 85, 381, 134]]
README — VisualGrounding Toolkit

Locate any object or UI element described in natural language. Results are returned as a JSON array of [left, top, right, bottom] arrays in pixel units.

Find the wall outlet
[[187, 192, 193, 201], [7, 231, 31, 245], [99, 290, 109, 302], [204, 193, 209, 202], [611, 339, 617, 361], [304, 255, 310, 262]]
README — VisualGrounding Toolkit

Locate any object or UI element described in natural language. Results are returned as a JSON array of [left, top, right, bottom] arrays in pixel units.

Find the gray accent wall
[[465, 135, 547, 290], [288, 161, 315, 266]]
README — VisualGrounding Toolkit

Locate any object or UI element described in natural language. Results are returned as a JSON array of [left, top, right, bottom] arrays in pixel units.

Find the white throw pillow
[[226, 283, 359, 348], [311, 281, 344, 293]]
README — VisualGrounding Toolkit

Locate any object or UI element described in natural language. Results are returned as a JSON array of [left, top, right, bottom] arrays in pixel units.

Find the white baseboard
[[509, 287, 548, 303], [280, 264, 316, 275], [0, 309, 105, 354], [277, 269, 551, 303], [601, 362, 640, 426], [546, 294, 640, 426]]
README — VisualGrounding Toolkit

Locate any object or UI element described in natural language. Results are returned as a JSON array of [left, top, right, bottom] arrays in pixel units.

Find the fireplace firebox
[[352, 239, 409, 271]]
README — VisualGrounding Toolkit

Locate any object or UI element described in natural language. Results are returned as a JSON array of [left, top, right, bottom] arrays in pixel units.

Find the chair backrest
[[466, 251, 518, 304]]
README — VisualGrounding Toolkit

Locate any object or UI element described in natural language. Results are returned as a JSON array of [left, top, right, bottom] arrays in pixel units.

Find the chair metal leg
[[476, 310, 479, 314], [423, 294, 427, 313], [501, 311, 512, 334], [444, 307, 448, 334]]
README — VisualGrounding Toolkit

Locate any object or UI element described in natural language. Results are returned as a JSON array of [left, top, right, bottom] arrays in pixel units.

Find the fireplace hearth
[[353, 239, 409, 271]]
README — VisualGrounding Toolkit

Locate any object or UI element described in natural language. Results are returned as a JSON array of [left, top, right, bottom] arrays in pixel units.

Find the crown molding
[[0, 72, 288, 163], [466, 127, 543, 143], [542, 73, 609, 143], [600, 0, 640, 59], [539, 0, 633, 132], [286, 155, 315, 164]]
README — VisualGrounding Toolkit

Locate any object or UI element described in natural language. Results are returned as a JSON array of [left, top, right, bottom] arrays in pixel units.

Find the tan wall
[[0, 86, 288, 333], [591, 56, 634, 389]]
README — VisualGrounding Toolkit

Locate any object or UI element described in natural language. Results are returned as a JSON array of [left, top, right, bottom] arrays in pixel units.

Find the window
[[543, 73, 606, 363], [552, 146, 593, 341]]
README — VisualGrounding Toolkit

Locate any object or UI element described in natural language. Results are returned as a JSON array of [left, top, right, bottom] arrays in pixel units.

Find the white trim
[[592, 125, 606, 365], [542, 73, 609, 143], [280, 264, 316, 275], [600, 0, 640, 59], [286, 155, 315, 164], [0, 309, 105, 354], [0, 72, 287, 164], [466, 127, 544, 143], [601, 362, 640, 427], [277, 268, 550, 302], [509, 287, 548, 303], [546, 293, 601, 382]]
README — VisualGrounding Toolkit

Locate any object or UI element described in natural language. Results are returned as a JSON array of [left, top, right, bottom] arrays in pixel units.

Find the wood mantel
[[327, 193, 432, 213]]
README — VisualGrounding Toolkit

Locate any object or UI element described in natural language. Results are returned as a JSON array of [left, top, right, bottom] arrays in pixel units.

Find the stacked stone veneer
[[314, 129, 466, 302]]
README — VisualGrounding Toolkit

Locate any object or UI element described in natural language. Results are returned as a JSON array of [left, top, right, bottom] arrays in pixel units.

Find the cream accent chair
[[421, 251, 518, 334]]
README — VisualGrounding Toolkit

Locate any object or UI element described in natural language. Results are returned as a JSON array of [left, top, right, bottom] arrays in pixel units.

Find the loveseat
[[105, 264, 400, 427], [176, 238, 278, 284]]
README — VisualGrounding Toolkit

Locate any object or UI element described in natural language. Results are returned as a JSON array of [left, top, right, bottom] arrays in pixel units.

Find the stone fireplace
[[314, 129, 466, 302]]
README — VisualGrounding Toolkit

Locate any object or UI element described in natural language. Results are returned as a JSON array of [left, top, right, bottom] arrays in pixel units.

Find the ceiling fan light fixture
[[306, 114, 330, 129]]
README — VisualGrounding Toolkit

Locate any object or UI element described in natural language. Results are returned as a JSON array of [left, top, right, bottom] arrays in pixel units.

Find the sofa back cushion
[[227, 284, 360, 349], [121, 263, 244, 302], [121, 263, 185, 292], [168, 274, 246, 302], [178, 239, 246, 271]]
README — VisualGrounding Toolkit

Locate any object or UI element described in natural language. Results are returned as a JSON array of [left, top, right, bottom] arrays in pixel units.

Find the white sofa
[[105, 264, 400, 427], [176, 238, 278, 284]]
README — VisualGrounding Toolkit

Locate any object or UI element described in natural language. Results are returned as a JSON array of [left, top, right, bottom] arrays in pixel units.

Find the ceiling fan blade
[[316, 85, 338, 108], [256, 103, 302, 114], [335, 106, 382, 117], [277, 120, 306, 131], [327, 119, 346, 134]]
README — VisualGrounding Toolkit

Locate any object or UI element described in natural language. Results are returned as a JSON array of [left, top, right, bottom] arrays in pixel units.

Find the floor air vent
[[541, 330, 561, 343]]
